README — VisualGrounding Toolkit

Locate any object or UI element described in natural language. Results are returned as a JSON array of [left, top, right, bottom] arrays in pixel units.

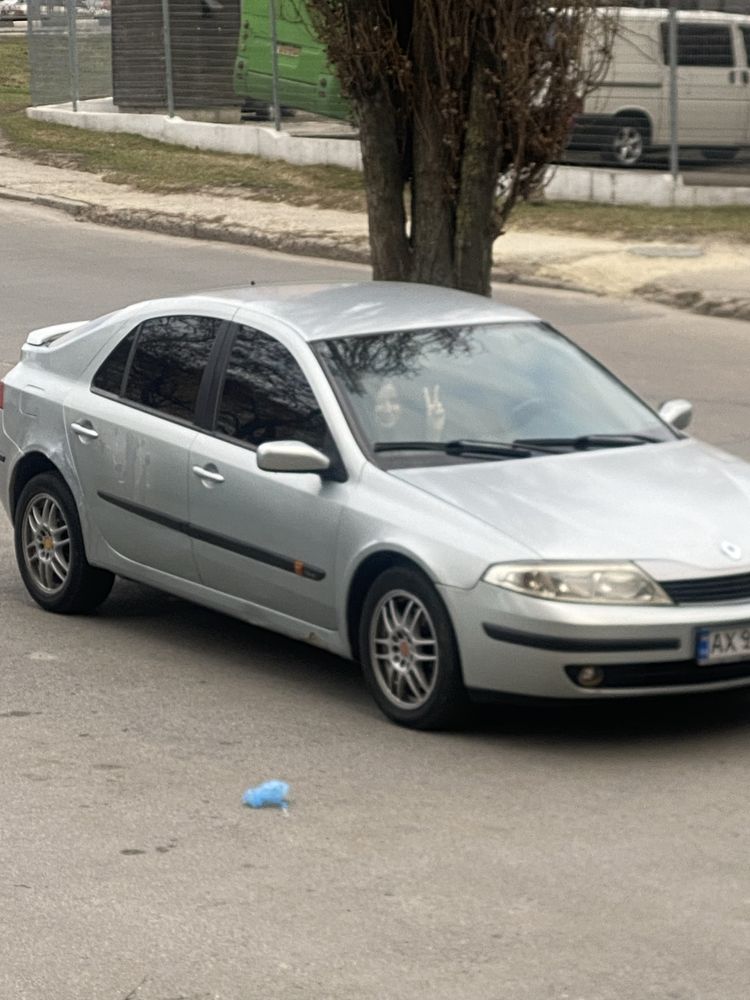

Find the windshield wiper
[[513, 433, 662, 451], [374, 439, 553, 458]]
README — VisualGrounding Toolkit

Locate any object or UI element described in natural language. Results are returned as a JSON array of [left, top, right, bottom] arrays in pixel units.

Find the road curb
[[0, 186, 374, 264], [636, 282, 750, 322]]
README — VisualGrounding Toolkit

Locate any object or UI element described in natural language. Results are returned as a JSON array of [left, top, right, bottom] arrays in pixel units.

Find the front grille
[[566, 660, 750, 689], [660, 572, 750, 605]]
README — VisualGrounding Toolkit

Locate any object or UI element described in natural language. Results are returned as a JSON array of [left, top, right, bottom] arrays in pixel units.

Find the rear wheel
[[14, 472, 115, 614], [359, 566, 468, 729], [605, 115, 650, 167]]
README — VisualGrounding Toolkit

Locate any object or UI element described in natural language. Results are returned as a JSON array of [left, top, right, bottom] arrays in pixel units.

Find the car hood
[[389, 439, 750, 577]]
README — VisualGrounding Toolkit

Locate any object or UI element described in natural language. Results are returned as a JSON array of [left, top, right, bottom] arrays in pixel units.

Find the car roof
[[161, 281, 540, 343]]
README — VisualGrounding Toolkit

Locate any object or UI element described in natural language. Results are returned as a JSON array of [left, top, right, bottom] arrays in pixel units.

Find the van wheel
[[605, 115, 649, 167]]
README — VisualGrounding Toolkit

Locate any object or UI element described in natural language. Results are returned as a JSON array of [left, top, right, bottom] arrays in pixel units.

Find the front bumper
[[439, 581, 750, 699]]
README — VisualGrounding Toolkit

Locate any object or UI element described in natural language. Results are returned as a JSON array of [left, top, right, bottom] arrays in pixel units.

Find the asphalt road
[[1, 201, 750, 1000]]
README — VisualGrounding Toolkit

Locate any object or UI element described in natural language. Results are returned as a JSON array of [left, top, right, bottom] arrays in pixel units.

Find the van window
[[741, 26, 750, 64], [660, 24, 734, 67]]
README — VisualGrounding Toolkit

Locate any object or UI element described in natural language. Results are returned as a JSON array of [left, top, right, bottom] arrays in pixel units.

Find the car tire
[[604, 115, 649, 168], [14, 472, 115, 614], [358, 566, 469, 730]]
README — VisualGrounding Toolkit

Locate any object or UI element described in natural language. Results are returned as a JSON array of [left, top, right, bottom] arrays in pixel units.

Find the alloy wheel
[[369, 589, 439, 710], [22, 492, 71, 596]]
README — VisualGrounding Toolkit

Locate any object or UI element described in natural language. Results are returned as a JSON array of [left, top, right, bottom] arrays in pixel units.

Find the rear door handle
[[70, 421, 99, 440], [192, 465, 225, 484]]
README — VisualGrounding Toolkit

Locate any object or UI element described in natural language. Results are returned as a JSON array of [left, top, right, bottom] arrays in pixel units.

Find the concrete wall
[[28, 99, 364, 171]]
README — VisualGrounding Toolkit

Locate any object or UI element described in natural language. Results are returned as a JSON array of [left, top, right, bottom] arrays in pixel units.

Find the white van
[[568, 8, 750, 166]]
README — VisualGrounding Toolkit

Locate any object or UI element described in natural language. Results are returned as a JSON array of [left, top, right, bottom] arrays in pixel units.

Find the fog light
[[577, 666, 604, 688]]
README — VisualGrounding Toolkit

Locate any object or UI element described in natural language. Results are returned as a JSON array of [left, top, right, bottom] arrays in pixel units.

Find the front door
[[187, 322, 345, 629]]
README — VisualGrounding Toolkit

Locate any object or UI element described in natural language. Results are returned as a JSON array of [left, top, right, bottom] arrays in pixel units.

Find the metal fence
[[20, 0, 750, 178], [26, 0, 112, 109]]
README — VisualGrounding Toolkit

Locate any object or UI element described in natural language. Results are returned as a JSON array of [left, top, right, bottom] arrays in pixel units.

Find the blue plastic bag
[[242, 780, 289, 809]]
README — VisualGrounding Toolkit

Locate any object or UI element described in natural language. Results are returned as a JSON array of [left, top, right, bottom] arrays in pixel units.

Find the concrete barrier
[[28, 98, 363, 171]]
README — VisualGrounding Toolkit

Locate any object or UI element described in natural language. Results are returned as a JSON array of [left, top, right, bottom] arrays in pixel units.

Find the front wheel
[[14, 472, 115, 614], [359, 566, 468, 729]]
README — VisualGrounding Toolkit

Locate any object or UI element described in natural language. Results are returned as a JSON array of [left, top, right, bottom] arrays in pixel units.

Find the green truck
[[233, 0, 350, 120]]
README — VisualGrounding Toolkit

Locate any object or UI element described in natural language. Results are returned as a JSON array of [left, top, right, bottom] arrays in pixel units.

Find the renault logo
[[721, 540, 742, 561]]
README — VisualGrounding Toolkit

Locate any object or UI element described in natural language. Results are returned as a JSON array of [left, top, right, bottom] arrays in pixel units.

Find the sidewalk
[[2, 149, 750, 321]]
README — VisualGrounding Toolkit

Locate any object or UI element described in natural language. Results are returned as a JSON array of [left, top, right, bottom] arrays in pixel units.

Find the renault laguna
[[2, 282, 750, 728]]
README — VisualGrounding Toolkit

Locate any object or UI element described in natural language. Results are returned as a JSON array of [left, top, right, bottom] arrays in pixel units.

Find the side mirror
[[658, 398, 693, 431], [256, 440, 331, 475]]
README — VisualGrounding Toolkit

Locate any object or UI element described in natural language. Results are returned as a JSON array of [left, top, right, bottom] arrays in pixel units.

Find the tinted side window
[[661, 24, 734, 67], [123, 315, 221, 422], [741, 27, 750, 64], [215, 325, 327, 449], [92, 330, 137, 395]]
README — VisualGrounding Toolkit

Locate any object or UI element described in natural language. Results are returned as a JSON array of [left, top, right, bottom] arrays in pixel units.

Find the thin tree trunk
[[408, 5, 456, 288], [358, 99, 411, 281], [454, 59, 501, 296]]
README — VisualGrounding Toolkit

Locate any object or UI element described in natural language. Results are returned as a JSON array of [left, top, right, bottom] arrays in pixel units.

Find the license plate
[[696, 623, 750, 665]]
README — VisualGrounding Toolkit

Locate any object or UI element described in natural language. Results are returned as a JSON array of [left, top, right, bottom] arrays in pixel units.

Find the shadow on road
[[95, 579, 750, 746], [472, 689, 750, 747]]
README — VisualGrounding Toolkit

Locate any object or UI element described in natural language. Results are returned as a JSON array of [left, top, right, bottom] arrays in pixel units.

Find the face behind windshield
[[316, 322, 672, 457]]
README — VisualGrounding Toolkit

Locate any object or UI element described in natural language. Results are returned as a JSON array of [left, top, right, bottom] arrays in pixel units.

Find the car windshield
[[316, 321, 674, 463]]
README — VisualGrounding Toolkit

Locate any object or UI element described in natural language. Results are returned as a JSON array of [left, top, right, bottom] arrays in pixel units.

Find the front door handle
[[192, 464, 225, 484], [70, 421, 99, 440]]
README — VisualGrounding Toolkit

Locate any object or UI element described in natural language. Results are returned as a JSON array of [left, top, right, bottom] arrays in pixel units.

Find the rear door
[[64, 313, 227, 580]]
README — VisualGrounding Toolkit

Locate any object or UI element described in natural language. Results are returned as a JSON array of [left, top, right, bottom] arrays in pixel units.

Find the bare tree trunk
[[454, 59, 502, 296], [410, 103, 456, 288], [358, 100, 411, 282], [409, 18, 456, 289]]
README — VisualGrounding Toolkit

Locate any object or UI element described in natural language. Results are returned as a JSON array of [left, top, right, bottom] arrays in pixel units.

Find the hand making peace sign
[[423, 384, 446, 439]]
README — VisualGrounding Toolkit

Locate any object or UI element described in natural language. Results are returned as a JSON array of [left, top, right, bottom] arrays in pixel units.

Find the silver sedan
[[2, 281, 750, 728]]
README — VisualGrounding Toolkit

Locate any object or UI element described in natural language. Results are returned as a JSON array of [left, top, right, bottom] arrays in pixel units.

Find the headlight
[[482, 562, 671, 605]]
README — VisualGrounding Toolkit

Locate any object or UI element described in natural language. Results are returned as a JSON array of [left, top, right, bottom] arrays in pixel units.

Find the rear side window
[[215, 324, 327, 449], [93, 315, 222, 423], [92, 330, 136, 395], [661, 24, 735, 67], [741, 27, 750, 64]]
